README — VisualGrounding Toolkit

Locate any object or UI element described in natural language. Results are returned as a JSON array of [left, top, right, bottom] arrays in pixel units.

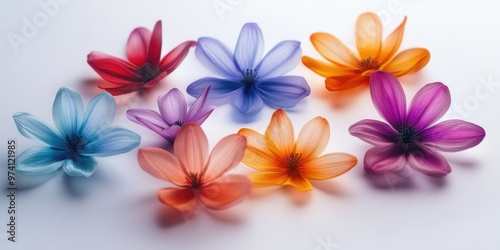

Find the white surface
[[1, 0, 499, 249]]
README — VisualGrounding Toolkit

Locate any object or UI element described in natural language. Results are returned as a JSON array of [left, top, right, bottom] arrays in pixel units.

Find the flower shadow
[[230, 108, 263, 123], [311, 180, 349, 197], [249, 185, 312, 206], [363, 171, 417, 191], [155, 205, 193, 228], [62, 168, 114, 198], [313, 83, 369, 109], [14, 170, 62, 191], [205, 202, 249, 225]]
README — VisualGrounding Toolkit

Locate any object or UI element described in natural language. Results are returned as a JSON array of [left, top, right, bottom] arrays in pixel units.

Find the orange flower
[[238, 109, 357, 191], [302, 12, 430, 91], [138, 123, 250, 212]]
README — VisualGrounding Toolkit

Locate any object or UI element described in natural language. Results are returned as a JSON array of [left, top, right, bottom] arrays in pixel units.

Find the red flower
[[87, 20, 196, 95]]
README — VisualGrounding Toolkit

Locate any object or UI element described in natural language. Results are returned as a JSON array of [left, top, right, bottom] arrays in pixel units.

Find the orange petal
[[301, 153, 357, 180], [138, 147, 187, 186], [203, 134, 247, 183], [378, 16, 407, 63], [325, 75, 368, 91], [265, 109, 295, 159], [238, 128, 279, 171], [381, 48, 430, 76], [249, 171, 289, 186], [356, 12, 382, 59], [199, 174, 251, 210], [286, 175, 313, 191], [310, 32, 359, 67], [295, 117, 330, 160], [301, 56, 357, 78], [158, 187, 197, 211], [174, 123, 208, 175]]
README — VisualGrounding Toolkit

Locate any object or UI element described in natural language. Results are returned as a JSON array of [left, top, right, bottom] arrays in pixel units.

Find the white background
[[1, 0, 500, 249]]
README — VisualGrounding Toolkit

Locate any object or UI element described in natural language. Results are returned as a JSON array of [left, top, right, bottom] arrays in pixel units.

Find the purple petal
[[161, 125, 181, 142], [187, 77, 244, 104], [230, 88, 264, 115], [185, 86, 215, 124], [126, 109, 168, 136], [234, 23, 264, 70], [407, 146, 451, 177], [349, 119, 397, 146], [407, 82, 450, 131], [369, 71, 407, 128], [364, 146, 406, 174], [256, 41, 302, 79], [420, 119, 485, 152], [255, 76, 310, 108], [158, 88, 187, 124], [196, 37, 240, 79]]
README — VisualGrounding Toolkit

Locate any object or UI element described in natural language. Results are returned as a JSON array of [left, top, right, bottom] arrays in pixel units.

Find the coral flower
[[302, 12, 430, 91], [13, 87, 141, 177], [88, 20, 196, 95], [126, 86, 214, 142], [187, 23, 310, 115], [138, 123, 251, 211], [349, 71, 485, 176], [238, 109, 357, 191]]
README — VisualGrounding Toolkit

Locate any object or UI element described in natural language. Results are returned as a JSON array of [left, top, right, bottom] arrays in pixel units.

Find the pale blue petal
[[80, 127, 140, 157], [13, 112, 65, 148], [17, 146, 67, 175], [256, 41, 302, 79], [187, 77, 244, 104], [52, 87, 84, 137], [256, 76, 310, 108], [230, 88, 264, 115], [79, 92, 116, 142], [63, 156, 97, 177], [196, 37, 240, 79], [234, 23, 264, 70]]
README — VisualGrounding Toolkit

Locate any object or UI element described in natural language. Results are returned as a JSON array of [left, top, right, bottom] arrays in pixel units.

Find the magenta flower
[[87, 20, 196, 96], [349, 71, 485, 177], [126, 87, 214, 142]]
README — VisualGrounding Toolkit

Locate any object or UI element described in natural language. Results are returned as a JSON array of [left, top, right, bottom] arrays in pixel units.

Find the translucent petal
[[199, 174, 251, 210], [196, 37, 239, 78], [79, 92, 116, 142], [87, 51, 141, 84], [185, 86, 215, 124], [238, 128, 279, 171], [369, 71, 407, 128], [138, 147, 188, 186], [157, 88, 187, 125], [62, 156, 97, 177], [420, 120, 485, 152], [17, 146, 67, 175], [126, 27, 151, 66], [301, 153, 357, 180], [265, 109, 294, 159], [407, 82, 450, 131], [160, 40, 197, 73], [381, 48, 430, 77], [229, 88, 264, 115], [81, 127, 140, 157], [363, 146, 406, 174], [52, 87, 84, 137], [174, 123, 208, 175], [234, 23, 264, 70], [158, 187, 197, 211], [356, 12, 382, 59], [13, 112, 64, 148], [378, 16, 406, 63], [203, 134, 246, 183], [349, 119, 397, 145], [187, 77, 244, 104], [407, 146, 451, 177], [255, 76, 310, 108], [148, 20, 162, 65], [295, 117, 330, 160], [310, 32, 359, 67], [256, 41, 301, 79]]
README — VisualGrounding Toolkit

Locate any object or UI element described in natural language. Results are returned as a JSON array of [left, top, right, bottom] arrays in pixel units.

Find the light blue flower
[[187, 23, 311, 115], [13, 87, 141, 177]]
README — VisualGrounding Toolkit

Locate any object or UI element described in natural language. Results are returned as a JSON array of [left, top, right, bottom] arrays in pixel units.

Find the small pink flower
[[88, 20, 196, 95], [349, 71, 485, 177], [138, 123, 250, 212]]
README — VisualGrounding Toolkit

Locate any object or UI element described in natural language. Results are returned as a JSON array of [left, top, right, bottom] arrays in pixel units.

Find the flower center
[[358, 57, 380, 72], [65, 134, 85, 157], [396, 125, 420, 153], [240, 69, 259, 91], [286, 152, 302, 170], [169, 119, 183, 127], [187, 172, 203, 189], [137, 63, 158, 83]]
